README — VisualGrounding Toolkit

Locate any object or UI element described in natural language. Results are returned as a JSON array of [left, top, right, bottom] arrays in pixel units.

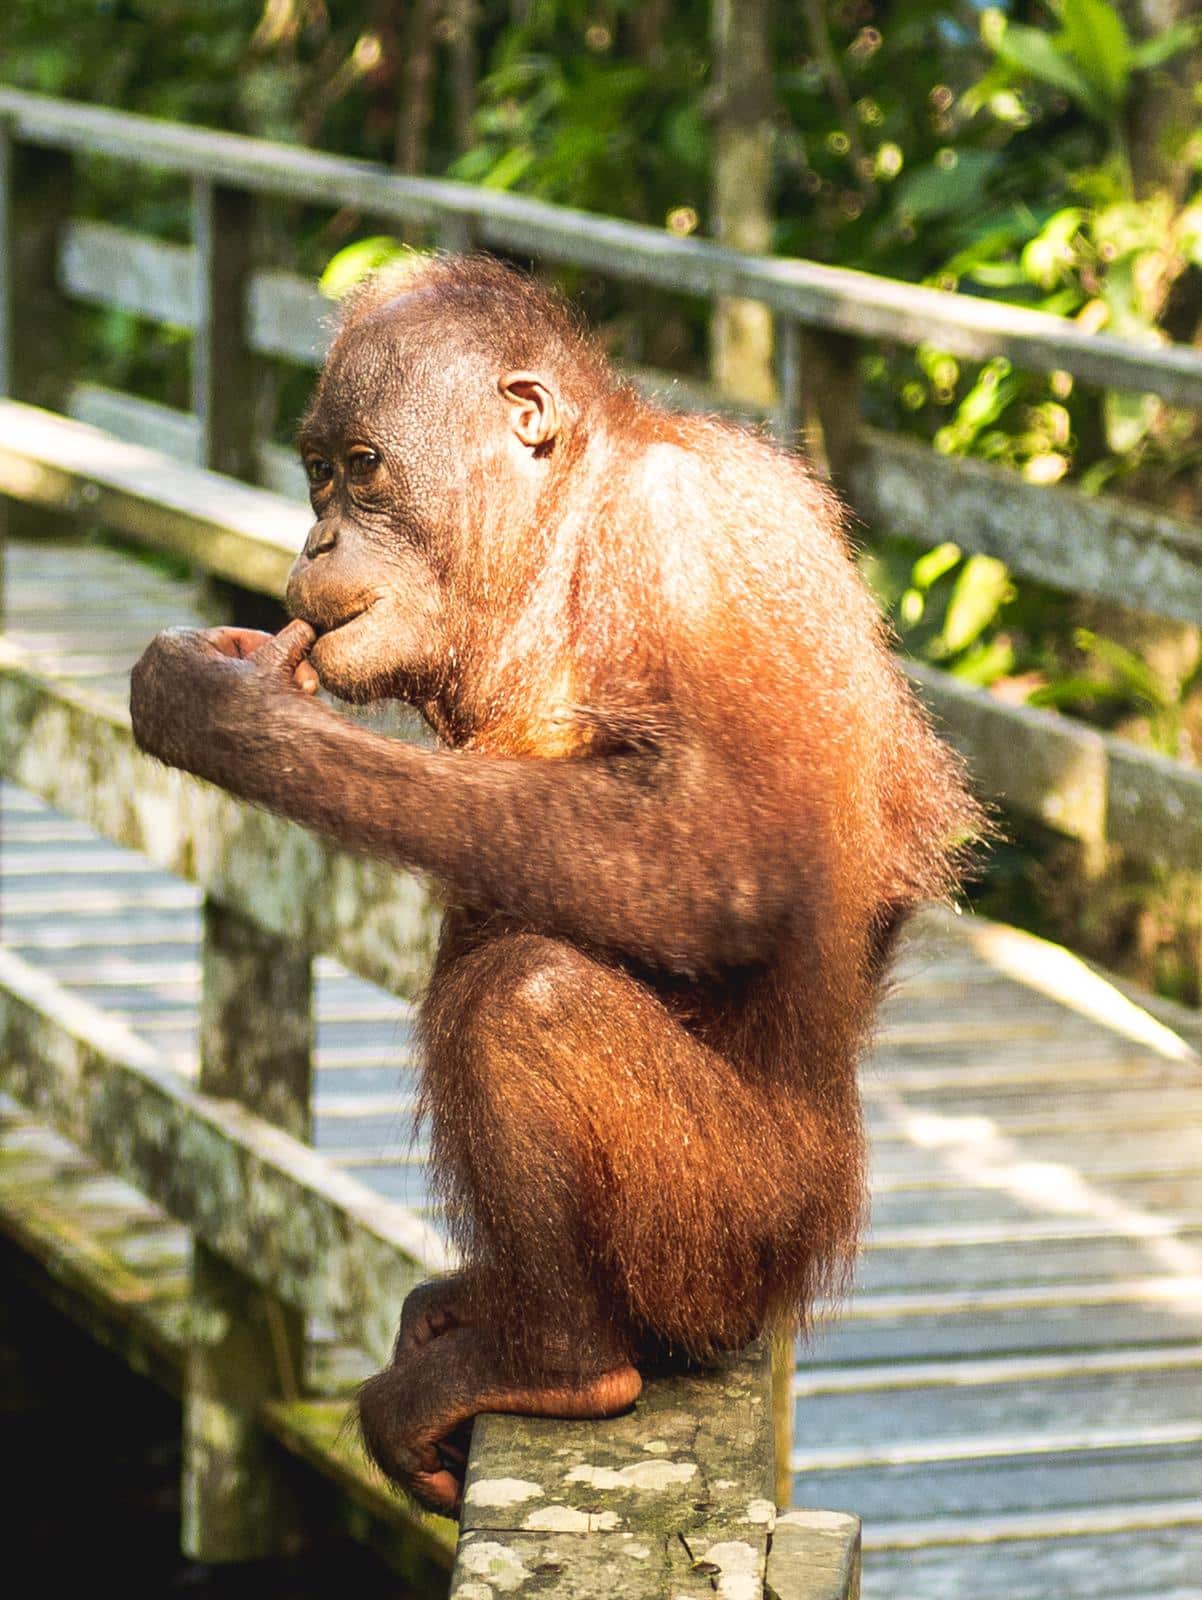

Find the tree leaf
[[949, 635, 1016, 686], [1103, 387, 1160, 454], [935, 555, 1013, 657], [894, 150, 1001, 221], [319, 236, 406, 299], [912, 542, 963, 591], [1129, 19, 1202, 70], [1027, 675, 1132, 709], [1076, 628, 1169, 707], [992, 22, 1110, 121], [1061, 0, 1130, 107]]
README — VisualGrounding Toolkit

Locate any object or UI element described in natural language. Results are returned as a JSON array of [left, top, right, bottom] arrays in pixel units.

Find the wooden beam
[[0, 943, 449, 1365], [450, 1343, 858, 1600], [6, 87, 1202, 405], [903, 660, 1202, 870], [850, 430, 1202, 628], [0, 399, 307, 594]]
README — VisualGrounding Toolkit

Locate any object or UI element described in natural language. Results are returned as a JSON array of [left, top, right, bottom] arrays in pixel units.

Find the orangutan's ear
[[499, 372, 559, 450]]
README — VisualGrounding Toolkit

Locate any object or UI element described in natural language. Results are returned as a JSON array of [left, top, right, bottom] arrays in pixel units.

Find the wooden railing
[[3, 87, 1200, 876], [3, 83, 1202, 1593]]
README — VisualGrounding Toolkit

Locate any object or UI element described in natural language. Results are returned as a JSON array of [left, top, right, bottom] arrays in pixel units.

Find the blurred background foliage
[[3, 0, 1201, 998]]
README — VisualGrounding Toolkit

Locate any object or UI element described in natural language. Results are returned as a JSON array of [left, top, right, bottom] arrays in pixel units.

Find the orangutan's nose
[[303, 521, 338, 560]]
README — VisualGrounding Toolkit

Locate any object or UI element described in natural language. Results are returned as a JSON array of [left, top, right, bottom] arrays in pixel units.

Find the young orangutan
[[130, 254, 982, 1515]]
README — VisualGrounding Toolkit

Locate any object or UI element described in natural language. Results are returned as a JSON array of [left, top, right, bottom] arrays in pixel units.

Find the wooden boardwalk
[[3, 535, 1202, 1598]]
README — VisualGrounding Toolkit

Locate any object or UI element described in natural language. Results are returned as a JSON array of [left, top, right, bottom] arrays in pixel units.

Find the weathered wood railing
[[2, 87, 1200, 876], [2, 82, 1202, 1592]]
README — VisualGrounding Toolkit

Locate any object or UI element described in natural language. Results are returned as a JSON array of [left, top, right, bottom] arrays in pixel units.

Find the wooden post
[[771, 1324, 795, 1510], [437, 214, 474, 255], [0, 117, 10, 629], [771, 314, 803, 450], [781, 324, 862, 490], [181, 899, 315, 1562], [191, 179, 266, 484], [0, 124, 73, 410], [0, 120, 75, 556], [191, 178, 285, 632], [793, 329, 857, 486], [444, 0, 479, 157]]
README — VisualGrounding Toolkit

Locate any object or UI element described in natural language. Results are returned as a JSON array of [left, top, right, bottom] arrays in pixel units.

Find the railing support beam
[[0, 118, 74, 564], [182, 899, 315, 1563]]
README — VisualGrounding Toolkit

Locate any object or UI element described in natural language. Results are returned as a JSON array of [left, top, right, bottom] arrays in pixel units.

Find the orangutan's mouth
[[293, 597, 374, 640]]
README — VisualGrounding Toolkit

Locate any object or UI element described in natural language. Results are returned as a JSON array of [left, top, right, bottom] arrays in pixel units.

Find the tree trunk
[[445, 0, 479, 155], [396, 0, 439, 174], [709, 0, 776, 406]]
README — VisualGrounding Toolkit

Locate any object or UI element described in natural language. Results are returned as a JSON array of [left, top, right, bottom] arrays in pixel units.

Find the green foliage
[[318, 237, 412, 299], [1029, 628, 1202, 758], [5, 0, 1202, 759], [447, 6, 709, 227]]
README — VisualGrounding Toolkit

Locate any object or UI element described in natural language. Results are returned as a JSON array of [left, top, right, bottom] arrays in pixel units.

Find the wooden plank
[[7, 87, 1202, 404], [0, 401, 306, 593], [874, 1173, 1202, 1234], [67, 383, 303, 496], [869, 1090, 1202, 1135], [906, 660, 1108, 844], [791, 1441, 1202, 1525], [0, 942, 450, 1364], [59, 217, 192, 327], [791, 1368, 1202, 1457], [859, 1232, 1202, 1295], [850, 429, 1202, 628], [865, 1214, 1200, 1252], [869, 1125, 1202, 1183], [861, 1524, 1202, 1600], [247, 266, 329, 364], [795, 1346, 1202, 1398], [69, 380, 201, 462], [868, 1499, 1202, 1549], [843, 1278, 1202, 1322], [864, 1055, 1192, 1094]]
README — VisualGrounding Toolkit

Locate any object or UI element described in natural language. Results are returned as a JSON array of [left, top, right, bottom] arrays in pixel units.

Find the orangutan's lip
[[298, 601, 372, 638]]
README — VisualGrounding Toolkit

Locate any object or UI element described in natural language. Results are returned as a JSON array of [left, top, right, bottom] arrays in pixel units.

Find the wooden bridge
[[2, 90, 1202, 1599]]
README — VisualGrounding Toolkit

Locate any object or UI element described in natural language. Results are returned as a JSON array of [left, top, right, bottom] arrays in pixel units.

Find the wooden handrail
[[5, 87, 1202, 404]]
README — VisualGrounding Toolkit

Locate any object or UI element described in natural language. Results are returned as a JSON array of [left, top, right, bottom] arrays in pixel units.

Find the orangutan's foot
[[359, 1324, 642, 1516]]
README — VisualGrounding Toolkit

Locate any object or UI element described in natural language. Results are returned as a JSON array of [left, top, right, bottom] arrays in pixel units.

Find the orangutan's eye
[[305, 456, 333, 487], [348, 448, 382, 480]]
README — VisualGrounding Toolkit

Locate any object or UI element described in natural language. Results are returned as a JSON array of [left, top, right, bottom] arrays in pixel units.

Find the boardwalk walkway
[[3, 535, 1202, 1598]]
